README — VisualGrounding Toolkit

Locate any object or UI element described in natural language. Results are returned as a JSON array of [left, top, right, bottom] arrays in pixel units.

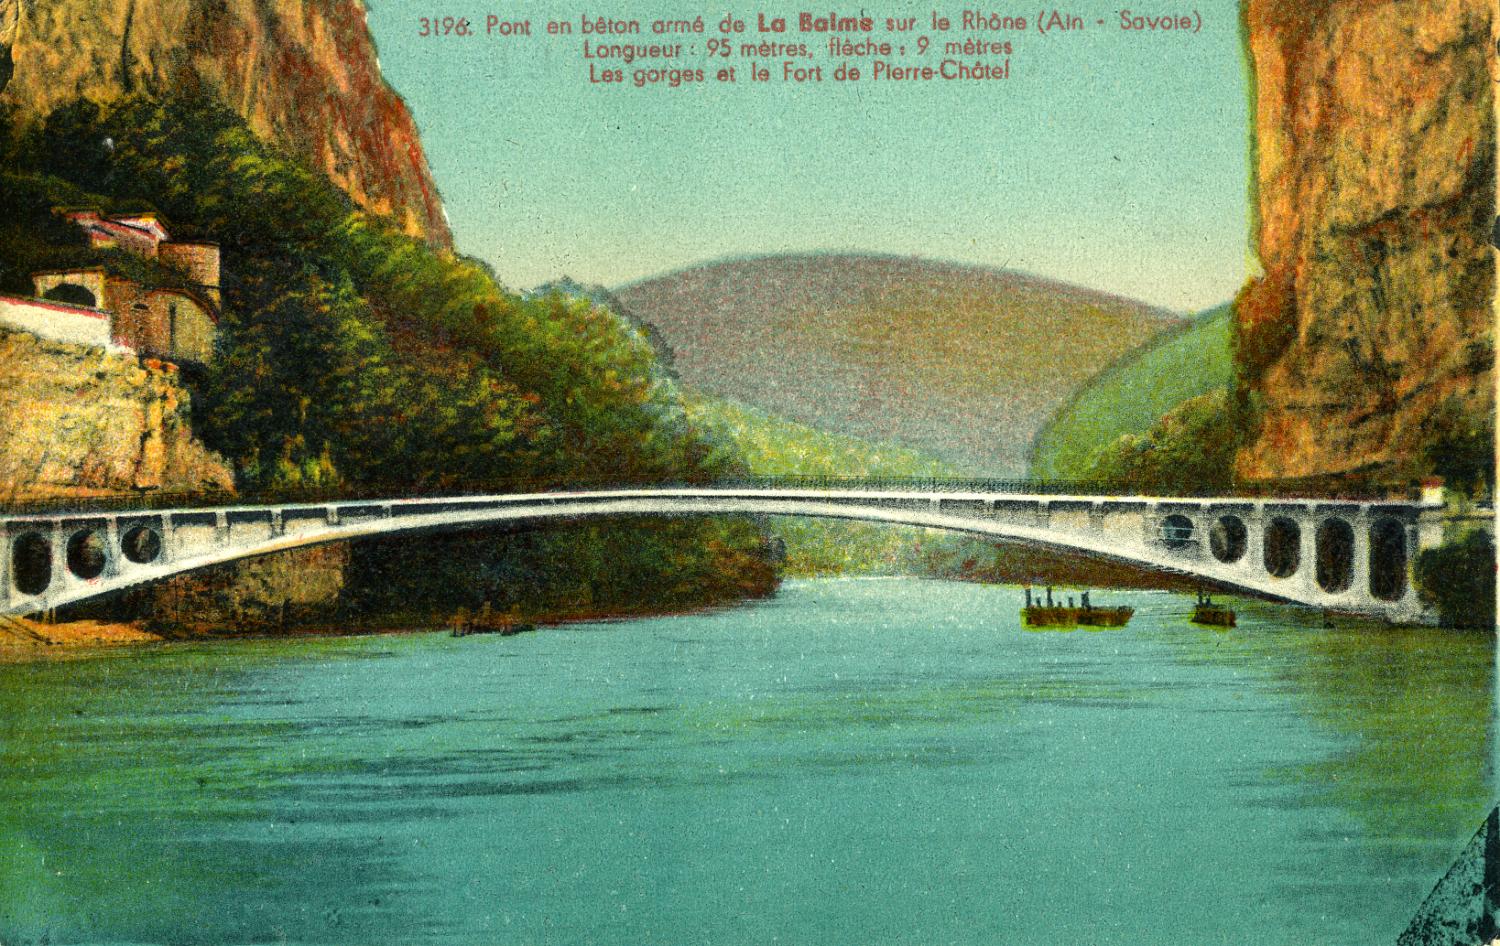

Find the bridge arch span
[[2, 488, 1440, 623]]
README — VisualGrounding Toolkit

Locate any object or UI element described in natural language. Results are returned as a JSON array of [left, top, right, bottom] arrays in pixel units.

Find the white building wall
[[0, 295, 129, 352]]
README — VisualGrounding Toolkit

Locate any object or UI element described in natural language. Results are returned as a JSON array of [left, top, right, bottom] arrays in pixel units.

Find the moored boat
[[1022, 587, 1132, 628], [1189, 589, 1235, 628], [1079, 606, 1134, 628]]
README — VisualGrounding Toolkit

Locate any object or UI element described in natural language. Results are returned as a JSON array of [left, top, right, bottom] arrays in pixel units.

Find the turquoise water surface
[[0, 579, 1493, 945]]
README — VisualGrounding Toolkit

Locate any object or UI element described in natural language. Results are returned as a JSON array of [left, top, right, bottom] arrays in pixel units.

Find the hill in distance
[[1029, 303, 1234, 480], [612, 253, 1184, 475]]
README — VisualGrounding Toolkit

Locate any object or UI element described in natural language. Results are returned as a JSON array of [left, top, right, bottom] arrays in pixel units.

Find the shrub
[[1415, 530, 1496, 629]]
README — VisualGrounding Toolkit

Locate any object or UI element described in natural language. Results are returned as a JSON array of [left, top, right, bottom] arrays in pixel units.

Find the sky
[[364, 1, 1253, 313]]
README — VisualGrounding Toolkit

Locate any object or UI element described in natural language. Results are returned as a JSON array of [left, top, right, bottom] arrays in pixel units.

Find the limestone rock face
[[0, 0, 450, 247], [0, 328, 234, 500], [1236, 0, 1495, 481]]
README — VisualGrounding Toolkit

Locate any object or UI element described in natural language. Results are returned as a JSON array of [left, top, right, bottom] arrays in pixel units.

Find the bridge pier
[[0, 525, 10, 611], [1350, 515, 1371, 599], [1296, 512, 1319, 599]]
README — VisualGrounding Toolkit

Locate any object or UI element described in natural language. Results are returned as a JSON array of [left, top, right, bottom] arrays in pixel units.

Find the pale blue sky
[[364, 1, 1252, 312]]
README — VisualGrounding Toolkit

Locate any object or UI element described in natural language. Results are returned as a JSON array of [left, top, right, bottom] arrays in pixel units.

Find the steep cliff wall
[[0, 0, 450, 247], [0, 327, 233, 500], [1, 327, 351, 628], [1235, 0, 1494, 482]]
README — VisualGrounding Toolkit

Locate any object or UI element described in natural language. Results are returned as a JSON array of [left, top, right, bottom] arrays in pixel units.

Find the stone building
[[0, 210, 220, 365]]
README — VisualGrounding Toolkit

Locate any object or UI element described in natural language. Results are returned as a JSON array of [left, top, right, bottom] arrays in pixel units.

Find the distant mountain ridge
[[613, 253, 1183, 475]]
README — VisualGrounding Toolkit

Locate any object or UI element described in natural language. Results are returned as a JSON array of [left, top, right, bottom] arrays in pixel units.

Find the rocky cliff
[[1235, 0, 1494, 482], [2, 327, 351, 628], [0, 0, 450, 247], [0, 328, 233, 500]]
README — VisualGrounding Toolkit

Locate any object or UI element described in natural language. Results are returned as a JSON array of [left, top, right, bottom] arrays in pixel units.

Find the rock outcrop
[[0, 328, 233, 501], [1, 327, 352, 628], [0, 0, 450, 247], [1235, 0, 1494, 482]]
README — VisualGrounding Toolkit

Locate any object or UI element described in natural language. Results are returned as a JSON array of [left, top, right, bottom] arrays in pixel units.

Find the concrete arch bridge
[[0, 484, 1452, 624]]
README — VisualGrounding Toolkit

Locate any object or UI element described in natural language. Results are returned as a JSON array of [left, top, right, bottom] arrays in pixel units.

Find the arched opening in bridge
[[1264, 517, 1300, 579], [66, 529, 107, 580], [1369, 519, 1407, 602], [121, 526, 163, 564], [1210, 516, 1247, 563], [1162, 514, 1195, 551], [12, 532, 51, 596], [1315, 518, 1354, 593]]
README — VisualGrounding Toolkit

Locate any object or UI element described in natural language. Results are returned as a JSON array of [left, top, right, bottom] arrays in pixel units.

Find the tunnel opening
[[1369, 519, 1408, 602], [1264, 517, 1300, 578], [12, 533, 51, 596], [1315, 518, 1354, 593], [42, 283, 98, 308], [1210, 515, 1247, 563], [122, 526, 163, 564], [67, 529, 107, 580]]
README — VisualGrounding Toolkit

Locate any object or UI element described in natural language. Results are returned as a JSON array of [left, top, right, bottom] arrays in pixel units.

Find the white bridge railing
[[0, 484, 1448, 624]]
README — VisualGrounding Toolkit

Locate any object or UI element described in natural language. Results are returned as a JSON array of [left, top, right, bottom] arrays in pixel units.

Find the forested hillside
[[1030, 304, 1232, 480], [0, 95, 776, 623]]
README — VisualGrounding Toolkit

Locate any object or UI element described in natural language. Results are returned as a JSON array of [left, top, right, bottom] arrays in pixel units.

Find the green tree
[[1414, 530, 1496, 629], [6, 92, 776, 623]]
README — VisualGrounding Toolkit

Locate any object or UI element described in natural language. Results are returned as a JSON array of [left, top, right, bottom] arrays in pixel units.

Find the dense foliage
[[1424, 397, 1495, 499], [1, 94, 776, 620], [1083, 389, 1239, 495], [1414, 530, 1496, 629], [682, 393, 998, 576]]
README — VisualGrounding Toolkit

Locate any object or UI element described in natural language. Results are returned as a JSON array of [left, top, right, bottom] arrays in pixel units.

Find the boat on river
[[1189, 589, 1235, 628], [1022, 587, 1133, 629]]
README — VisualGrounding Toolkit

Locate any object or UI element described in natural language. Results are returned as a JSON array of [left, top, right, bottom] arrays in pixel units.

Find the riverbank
[[0, 615, 165, 659], [0, 595, 775, 661]]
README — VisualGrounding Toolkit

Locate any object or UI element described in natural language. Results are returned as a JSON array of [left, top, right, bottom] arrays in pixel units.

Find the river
[[0, 579, 1493, 945]]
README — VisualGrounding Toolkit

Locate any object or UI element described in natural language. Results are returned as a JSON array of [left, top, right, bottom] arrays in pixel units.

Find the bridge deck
[[0, 487, 1452, 624]]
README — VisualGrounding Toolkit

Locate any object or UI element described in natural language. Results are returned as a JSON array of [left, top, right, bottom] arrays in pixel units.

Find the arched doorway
[[42, 283, 97, 308]]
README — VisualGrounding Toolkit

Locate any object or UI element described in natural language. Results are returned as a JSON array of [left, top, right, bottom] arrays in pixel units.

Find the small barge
[[1022, 587, 1133, 629], [1189, 589, 1235, 628]]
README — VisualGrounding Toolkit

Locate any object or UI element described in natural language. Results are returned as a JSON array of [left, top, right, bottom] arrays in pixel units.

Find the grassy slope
[[686, 394, 955, 478], [615, 253, 1183, 476], [684, 393, 994, 576], [1029, 303, 1233, 480], [684, 392, 1207, 590]]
